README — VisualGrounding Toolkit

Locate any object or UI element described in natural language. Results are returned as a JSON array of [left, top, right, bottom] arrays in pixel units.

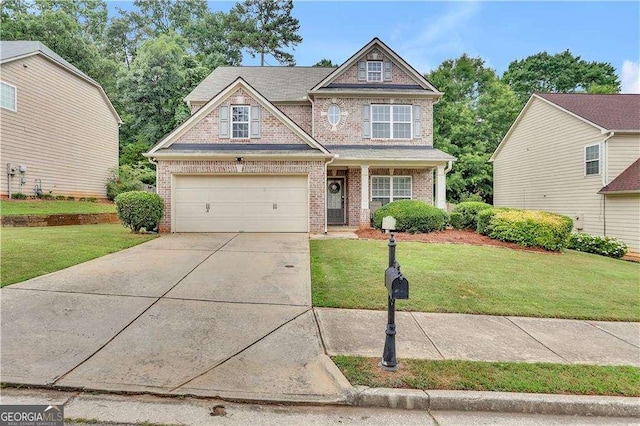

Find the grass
[[0, 199, 116, 216], [1, 224, 156, 286], [311, 240, 640, 321], [333, 356, 640, 397]]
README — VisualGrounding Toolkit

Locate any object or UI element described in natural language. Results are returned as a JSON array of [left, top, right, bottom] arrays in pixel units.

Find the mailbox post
[[380, 217, 409, 371]]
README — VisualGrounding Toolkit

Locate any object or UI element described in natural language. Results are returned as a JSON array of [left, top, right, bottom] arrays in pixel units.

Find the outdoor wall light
[[236, 157, 244, 173]]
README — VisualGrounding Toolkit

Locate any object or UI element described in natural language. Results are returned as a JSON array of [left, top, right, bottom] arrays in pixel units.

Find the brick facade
[[333, 48, 417, 86], [277, 104, 312, 135], [157, 159, 326, 233]]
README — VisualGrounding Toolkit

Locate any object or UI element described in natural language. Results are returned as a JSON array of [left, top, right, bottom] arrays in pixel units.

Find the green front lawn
[[1, 224, 156, 286], [333, 356, 640, 397], [311, 240, 640, 321], [0, 200, 116, 216]]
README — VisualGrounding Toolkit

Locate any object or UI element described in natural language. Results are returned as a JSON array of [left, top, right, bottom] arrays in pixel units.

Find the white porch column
[[360, 165, 370, 227], [436, 165, 447, 210]]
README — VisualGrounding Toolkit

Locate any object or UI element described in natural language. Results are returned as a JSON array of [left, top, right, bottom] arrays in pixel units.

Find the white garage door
[[173, 175, 308, 232]]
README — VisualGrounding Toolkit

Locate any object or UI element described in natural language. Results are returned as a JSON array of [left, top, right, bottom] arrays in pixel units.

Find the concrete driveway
[[0, 233, 351, 403]]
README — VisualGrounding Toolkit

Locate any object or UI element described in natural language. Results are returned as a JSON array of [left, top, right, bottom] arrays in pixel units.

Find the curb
[[354, 386, 640, 417]]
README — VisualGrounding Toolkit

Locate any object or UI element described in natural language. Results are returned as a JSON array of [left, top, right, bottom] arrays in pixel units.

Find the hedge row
[[567, 233, 627, 259], [373, 200, 448, 233]]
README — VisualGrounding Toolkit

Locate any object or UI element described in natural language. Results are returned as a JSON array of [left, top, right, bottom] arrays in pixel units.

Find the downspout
[[324, 155, 336, 234], [307, 94, 315, 138], [601, 131, 615, 236]]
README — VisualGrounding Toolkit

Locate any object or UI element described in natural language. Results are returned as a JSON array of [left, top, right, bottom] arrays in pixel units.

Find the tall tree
[[427, 55, 521, 203], [503, 50, 620, 104], [313, 58, 337, 67], [228, 0, 302, 66]]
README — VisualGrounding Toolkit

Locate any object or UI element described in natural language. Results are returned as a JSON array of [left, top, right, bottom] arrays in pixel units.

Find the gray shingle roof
[[184, 66, 336, 103], [329, 145, 456, 161], [0, 40, 96, 84]]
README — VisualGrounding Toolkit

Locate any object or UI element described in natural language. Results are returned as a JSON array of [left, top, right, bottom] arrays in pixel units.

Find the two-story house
[[1, 41, 121, 199], [491, 93, 640, 254], [146, 38, 455, 233]]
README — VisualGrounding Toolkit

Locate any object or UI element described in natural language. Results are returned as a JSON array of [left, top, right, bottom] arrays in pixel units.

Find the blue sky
[[107, 1, 640, 92]]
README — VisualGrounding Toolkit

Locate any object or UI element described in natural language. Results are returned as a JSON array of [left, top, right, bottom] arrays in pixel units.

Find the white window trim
[[366, 61, 383, 82], [371, 175, 413, 204], [584, 143, 601, 176], [370, 104, 413, 140], [231, 105, 250, 139], [1, 81, 17, 112]]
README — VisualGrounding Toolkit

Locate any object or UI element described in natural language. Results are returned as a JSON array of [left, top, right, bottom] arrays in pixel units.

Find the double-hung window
[[366, 61, 382, 81], [231, 105, 250, 138], [1, 81, 17, 112], [371, 105, 412, 139], [371, 176, 412, 205], [585, 144, 600, 176]]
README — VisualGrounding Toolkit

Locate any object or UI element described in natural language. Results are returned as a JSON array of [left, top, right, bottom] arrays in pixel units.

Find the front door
[[327, 178, 345, 225]]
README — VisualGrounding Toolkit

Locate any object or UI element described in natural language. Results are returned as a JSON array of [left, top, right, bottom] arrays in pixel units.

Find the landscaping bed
[[1, 200, 116, 216], [333, 356, 640, 397], [356, 228, 550, 253], [1, 212, 118, 227], [311, 240, 640, 321]]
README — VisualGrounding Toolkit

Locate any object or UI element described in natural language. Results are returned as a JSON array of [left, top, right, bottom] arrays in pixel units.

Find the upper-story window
[[328, 104, 341, 126], [366, 61, 383, 82], [585, 144, 600, 176], [231, 105, 249, 138], [1, 81, 17, 112], [371, 105, 412, 139]]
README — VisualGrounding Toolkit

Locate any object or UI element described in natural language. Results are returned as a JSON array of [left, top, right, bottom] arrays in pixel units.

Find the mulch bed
[[355, 228, 553, 254]]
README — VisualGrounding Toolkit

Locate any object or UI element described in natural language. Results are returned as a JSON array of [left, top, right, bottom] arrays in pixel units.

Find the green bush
[[373, 200, 448, 233], [567, 233, 627, 259], [86, 197, 98, 203], [66, 196, 75, 201], [485, 209, 573, 251], [40, 194, 54, 200], [115, 191, 164, 233], [453, 201, 493, 229], [106, 164, 154, 201], [78, 197, 87, 201], [11, 193, 27, 200], [449, 212, 465, 230], [55, 195, 65, 200], [476, 208, 498, 235]]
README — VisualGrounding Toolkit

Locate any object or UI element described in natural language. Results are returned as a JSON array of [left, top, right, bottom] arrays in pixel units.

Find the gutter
[[601, 131, 615, 188]]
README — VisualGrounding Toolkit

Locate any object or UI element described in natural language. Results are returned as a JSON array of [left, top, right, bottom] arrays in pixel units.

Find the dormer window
[[366, 61, 383, 82], [231, 105, 250, 138]]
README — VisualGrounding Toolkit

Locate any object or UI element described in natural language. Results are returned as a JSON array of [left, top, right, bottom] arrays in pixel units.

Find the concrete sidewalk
[[315, 308, 640, 366]]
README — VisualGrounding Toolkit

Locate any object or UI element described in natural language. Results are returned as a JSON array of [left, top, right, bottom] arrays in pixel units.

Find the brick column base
[[359, 208, 371, 228], [158, 224, 171, 233]]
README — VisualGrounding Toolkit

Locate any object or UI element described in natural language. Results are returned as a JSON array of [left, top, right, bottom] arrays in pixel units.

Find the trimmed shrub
[[567, 233, 627, 259], [115, 191, 164, 233], [11, 193, 27, 200], [55, 195, 66, 200], [40, 194, 54, 200], [452, 201, 492, 230], [449, 212, 465, 230], [86, 197, 98, 203], [66, 196, 75, 201], [485, 209, 573, 251], [373, 200, 448, 233]]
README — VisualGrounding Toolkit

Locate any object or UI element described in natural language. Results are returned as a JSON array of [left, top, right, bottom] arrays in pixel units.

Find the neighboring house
[[491, 93, 640, 254], [0, 41, 121, 199], [146, 38, 455, 233]]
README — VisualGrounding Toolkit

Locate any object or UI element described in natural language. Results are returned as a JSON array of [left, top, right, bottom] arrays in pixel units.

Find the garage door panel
[[174, 175, 308, 233]]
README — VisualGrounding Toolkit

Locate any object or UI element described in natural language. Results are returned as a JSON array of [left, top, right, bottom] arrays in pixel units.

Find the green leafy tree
[[313, 58, 337, 67], [427, 55, 521, 203], [503, 50, 620, 103], [228, 0, 302, 66]]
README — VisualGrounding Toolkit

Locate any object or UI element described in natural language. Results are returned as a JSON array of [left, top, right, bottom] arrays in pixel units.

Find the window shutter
[[384, 61, 392, 81], [358, 61, 366, 81], [219, 105, 229, 138], [413, 105, 422, 138], [250, 105, 261, 138], [362, 104, 370, 139]]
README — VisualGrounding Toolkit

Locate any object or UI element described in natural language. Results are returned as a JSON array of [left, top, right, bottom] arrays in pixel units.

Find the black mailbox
[[385, 265, 409, 299]]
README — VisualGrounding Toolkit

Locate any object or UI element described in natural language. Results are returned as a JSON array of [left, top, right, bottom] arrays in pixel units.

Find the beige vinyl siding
[[0, 55, 118, 198], [604, 195, 640, 254], [493, 97, 607, 235], [606, 134, 640, 184]]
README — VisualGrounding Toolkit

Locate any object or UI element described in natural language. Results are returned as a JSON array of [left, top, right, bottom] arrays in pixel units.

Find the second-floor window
[[371, 105, 412, 139], [232, 105, 249, 138], [367, 61, 382, 81], [585, 144, 600, 176], [1, 81, 17, 112]]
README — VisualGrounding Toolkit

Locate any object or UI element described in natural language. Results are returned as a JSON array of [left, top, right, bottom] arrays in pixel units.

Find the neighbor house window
[[371, 176, 412, 205], [371, 105, 412, 139], [1, 81, 17, 111], [231, 105, 249, 138], [328, 104, 341, 125], [585, 144, 600, 175], [366, 61, 382, 81]]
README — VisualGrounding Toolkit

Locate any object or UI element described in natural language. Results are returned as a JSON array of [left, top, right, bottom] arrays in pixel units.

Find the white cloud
[[394, 2, 481, 73], [620, 60, 640, 93]]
